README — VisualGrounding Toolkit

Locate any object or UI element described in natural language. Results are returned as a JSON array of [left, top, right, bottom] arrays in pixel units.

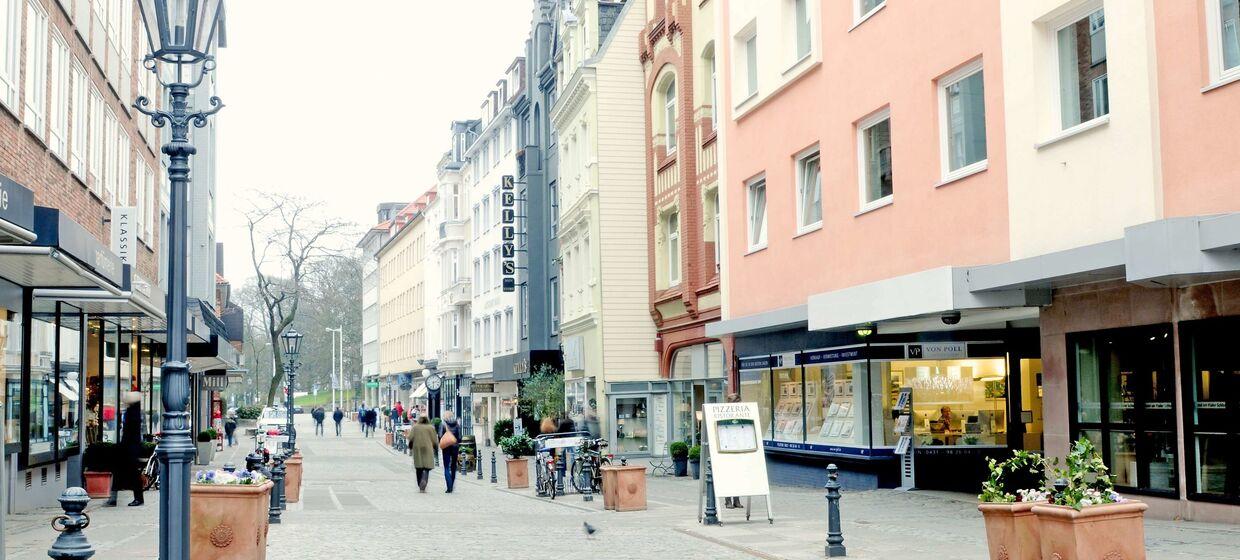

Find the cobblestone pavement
[[5, 416, 1238, 559]]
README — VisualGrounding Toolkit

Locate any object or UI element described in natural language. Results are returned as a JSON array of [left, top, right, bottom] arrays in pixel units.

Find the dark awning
[[0, 172, 36, 244]]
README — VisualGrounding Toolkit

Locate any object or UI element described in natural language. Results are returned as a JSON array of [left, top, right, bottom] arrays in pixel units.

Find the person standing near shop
[[107, 392, 144, 507], [224, 409, 238, 447], [437, 410, 462, 493], [332, 406, 344, 436], [408, 416, 437, 492]]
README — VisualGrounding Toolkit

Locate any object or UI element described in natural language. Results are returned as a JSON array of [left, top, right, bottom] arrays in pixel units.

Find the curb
[[674, 527, 787, 560]]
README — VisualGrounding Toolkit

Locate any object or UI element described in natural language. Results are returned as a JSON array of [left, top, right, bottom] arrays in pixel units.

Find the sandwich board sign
[[699, 402, 774, 524]]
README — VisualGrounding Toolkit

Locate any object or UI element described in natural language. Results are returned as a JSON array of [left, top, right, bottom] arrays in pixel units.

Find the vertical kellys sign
[[501, 174, 517, 292]]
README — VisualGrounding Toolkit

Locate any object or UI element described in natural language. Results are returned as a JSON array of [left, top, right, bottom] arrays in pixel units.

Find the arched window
[[664, 77, 677, 150]]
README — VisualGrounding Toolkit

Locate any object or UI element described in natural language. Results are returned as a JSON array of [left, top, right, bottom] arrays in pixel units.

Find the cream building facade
[[376, 193, 434, 406], [553, 0, 657, 455]]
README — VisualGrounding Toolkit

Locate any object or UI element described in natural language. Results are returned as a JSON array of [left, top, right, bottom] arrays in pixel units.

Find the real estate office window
[[1055, 7, 1109, 130], [857, 109, 893, 211], [939, 61, 987, 181]]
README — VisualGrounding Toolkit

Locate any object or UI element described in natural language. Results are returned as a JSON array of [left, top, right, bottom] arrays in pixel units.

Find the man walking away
[[332, 406, 344, 436], [107, 392, 145, 507], [409, 416, 437, 491], [438, 410, 462, 493], [312, 406, 325, 436], [224, 409, 238, 447]]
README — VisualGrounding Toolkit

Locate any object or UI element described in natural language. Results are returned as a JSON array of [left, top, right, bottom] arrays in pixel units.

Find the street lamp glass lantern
[[137, 0, 223, 64], [281, 329, 304, 359]]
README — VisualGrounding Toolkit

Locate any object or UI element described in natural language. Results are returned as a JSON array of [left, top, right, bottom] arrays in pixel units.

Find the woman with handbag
[[408, 416, 438, 492], [437, 410, 462, 493]]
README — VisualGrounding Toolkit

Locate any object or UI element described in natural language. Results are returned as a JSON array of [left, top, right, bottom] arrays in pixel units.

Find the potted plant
[[1032, 437, 1147, 560], [669, 441, 689, 477], [191, 469, 272, 560], [688, 445, 701, 479], [977, 450, 1047, 560], [196, 429, 218, 465], [492, 418, 514, 447], [498, 434, 535, 489], [82, 442, 117, 498]]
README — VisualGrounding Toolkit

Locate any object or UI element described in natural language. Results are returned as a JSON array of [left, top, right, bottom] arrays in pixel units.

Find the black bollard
[[555, 450, 566, 495], [222, 463, 236, 473], [825, 464, 846, 557], [277, 452, 289, 510], [245, 451, 265, 474], [48, 487, 94, 560], [582, 458, 594, 502], [490, 451, 498, 484], [703, 454, 719, 526], [477, 446, 483, 480], [268, 456, 285, 523]]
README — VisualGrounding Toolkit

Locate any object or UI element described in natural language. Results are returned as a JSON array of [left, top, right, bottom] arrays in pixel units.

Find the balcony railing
[[655, 153, 680, 196], [442, 277, 472, 307]]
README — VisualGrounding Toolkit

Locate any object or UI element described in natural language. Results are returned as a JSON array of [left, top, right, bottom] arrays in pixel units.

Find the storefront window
[[28, 315, 57, 457], [806, 363, 867, 446], [894, 358, 1008, 447], [772, 365, 804, 441], [672, 382, 693, 444], [1070, 327, 1177, 496], [57, 310, 82, 453], [102, 323, 119, 442], [1182, 319, 1239, 501], [739, 367, 771, 438], [614, 396, 648, 454], [84, 320, 103, 445], [1, 279, 24, 451]]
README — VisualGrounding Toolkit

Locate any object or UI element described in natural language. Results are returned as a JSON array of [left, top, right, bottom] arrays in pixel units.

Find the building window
[[793, 0, 811, 61], [712, 190, 721, 272], [482, 197, 491, 231], [796, 148, 822, 232], [473, 321, 481, 355], [704, 44, 718, 130], [48, 31, 68, 158], [746, 177, 767, 251], [549, 181, 560, 237], [1209, 0, 1240, 81], [0, 0, 21, 109], [493, 314, 502, 355], [744, 34, 758, 97], [1070, 326, 1178, 496], [22, 0, 48, 137], [520, 284, 528, 339], [663, 77, 677, 151], [666, 211, 680, 285], [88, 87, 104, 194], [858, 109, 893, 209], [939, 61, 987, 179], [69, 60, 87, 177], [1181, 318, 1240, 502], [550, 278, 560, 334], [1055, 7, 1108, 130]]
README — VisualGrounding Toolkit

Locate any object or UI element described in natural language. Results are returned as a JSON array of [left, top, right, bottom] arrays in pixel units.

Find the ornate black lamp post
[[133, 2, 223, 558], [281, 329, 304, 452]]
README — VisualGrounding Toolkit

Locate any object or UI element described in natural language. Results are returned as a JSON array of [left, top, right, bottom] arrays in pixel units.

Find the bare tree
[[245, 192, 353, 405]]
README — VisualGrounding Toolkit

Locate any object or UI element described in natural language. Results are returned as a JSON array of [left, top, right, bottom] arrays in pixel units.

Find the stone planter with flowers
[[191, 469, 272, 560], [1032, 437, 1147, 560], [976, 450, 1048, 560]]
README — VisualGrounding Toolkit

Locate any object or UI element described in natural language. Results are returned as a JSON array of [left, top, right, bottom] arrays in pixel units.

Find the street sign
[[366, 381, 379, 388]]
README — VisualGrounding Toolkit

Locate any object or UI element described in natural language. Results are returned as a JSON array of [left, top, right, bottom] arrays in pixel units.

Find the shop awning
[[705, 304, 808, 338], [0, 173, 37, 244], [32, 272, 166, 326], [0, 246, 125, 293]]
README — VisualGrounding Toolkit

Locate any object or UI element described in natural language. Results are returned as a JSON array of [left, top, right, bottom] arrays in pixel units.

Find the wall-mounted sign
[[501, 174, 517, 293], [0, 172, 36, 240], [110, 206, 136, 265], [907, 342, 967, 359]]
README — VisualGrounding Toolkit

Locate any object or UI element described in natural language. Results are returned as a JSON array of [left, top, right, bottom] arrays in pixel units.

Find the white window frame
[[69, 59, 87, 178], [791, 0, 812, 64], [853, 0, 886, 28], [666, 210, 681, 286], [711, 189, 721, 273], [1207, 0, 1240, 86], [22, 0, 48, 138], [88, 86, 104, 194], [734, 21, 758, 105], [1046, 2, 1108, 135], [0, 0, 20, 109], [937, 59, 988, 183], [856, 107, 893, 213], [143, 162, 155, 241], [504, 309, 514, 351], [745, 175, 768, 253], [706, 45, 718, 130], [48, 30, 68, 159], [794, 146, 823, 234], [663, 76, 677, 151]]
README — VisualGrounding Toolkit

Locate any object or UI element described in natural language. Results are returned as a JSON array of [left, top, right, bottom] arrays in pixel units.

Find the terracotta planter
[[284, 452, 303, 503], [384, 432, 394, 446], [191, 481, 273, 560], [978, 501, 1041, 560], [83, 471, 112, 499], [1031, 501, 1149, 560], [506, 458, 529, 489], [601, 467, 618, 510], [602, 465, 647, 511]]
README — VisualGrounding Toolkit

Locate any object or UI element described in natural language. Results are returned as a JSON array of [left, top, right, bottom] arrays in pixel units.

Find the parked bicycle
[[141, 451, 161, 491], [570, 438, 611, 494], [536, 452, 558, 500]]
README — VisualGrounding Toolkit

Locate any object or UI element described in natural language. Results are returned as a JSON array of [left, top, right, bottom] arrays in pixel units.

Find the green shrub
[[431, 417, 442, 428], [235, 406, 262, 420], [83, 442, 118, 472], [669, 441, 689, 459], [196, 429, 218, 443], [492, 418, 514, 444], [688, 445, 701, 461], [498, 434, 535, 458]]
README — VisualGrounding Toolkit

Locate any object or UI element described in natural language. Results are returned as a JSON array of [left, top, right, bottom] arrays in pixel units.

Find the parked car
[[257, 407, 287, 431], [292, 405, 304, 414]]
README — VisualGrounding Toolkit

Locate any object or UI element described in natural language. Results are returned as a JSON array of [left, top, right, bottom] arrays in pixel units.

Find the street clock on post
[[424, 373, 443, 392]]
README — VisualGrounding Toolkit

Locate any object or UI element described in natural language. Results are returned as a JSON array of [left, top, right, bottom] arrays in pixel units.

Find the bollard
[[490, 451, 498, 484], [477, 446, 483, 480], [825, 464, 846, 557], [555, 451, 566, 495], [268, 456, 285, 523], [222, 463, 236, 473], [277, 456, 288, 510], [48, 487, 94, 560], [245, 451, 265, 474], [582, 458, 594, 502], [703, 455, 719, 525]]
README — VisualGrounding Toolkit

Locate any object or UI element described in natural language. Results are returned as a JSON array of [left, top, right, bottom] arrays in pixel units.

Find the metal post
[[285, 362, 297, 453], [703, 454, 719, 525], [825, 464, 846, 557], [490, 451, 498, 484], [267, 455, 283, 524], [245, 451, 264, 474], [477, 445, 483, 480], [582, 458, 594, 502], [555, 450, 566, 495], [47, 488, 93, 560], [278, 452, 288, 510]]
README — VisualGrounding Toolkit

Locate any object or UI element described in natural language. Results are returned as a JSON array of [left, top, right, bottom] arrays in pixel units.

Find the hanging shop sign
[[0, 172, 36, 242], [501, 174, 517, 292], [109, 206, 137, 265]]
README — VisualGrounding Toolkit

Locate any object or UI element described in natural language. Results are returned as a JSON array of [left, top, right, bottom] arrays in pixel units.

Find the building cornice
[[550, 67, 596, 130]]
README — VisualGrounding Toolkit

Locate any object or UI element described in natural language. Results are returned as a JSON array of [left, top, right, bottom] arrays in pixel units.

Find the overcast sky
[[214, 0, 533, 282]]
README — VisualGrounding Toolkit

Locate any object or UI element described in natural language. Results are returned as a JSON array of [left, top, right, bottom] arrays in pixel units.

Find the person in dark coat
[[437, 410, 463, 493], [312, 406, 326, 436], [408, 416, 438, 492], [332, 406, 345, 437], [107, 392, 144, 507], [223, 409, 238, 447]]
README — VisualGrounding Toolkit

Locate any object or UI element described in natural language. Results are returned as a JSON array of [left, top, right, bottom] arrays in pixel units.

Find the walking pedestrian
[[223, 409, 238, 447], [408, 416, 437, 492], [358, 403, 367, 432], [312, 406, 326, 436], [437, 410, 462, 493], [365, 407, 377, 437], [107, 392, 144, 507], [332, 406, 344, 436]]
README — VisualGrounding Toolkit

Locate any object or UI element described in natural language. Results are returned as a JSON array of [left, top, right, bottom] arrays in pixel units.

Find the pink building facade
[[708, 0, 1240, 521]]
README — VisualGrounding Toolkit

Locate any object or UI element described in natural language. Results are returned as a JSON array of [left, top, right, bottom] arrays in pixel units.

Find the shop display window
[[806, 363, 867, 446], [101, 323, 119, 442], [614, 397, 649, 454], [739, 368, 771, 438], [1181, 319, 1240, 502], [1070, 326, 1177, 497], [25, 302, 84, 464], [28, 316, 57, 457], [892, 358, 1008, 447], [1, 279, 24, 452], [57, 311, 82, 454], [772, 365, 805, 441]]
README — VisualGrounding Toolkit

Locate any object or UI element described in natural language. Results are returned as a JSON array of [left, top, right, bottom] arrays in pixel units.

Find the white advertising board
[[700, 402, 773, 523]]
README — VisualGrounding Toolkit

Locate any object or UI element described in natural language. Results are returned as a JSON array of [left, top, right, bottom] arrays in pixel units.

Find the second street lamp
[[134, 1, 224, 559], [281, 329, 304, 452]]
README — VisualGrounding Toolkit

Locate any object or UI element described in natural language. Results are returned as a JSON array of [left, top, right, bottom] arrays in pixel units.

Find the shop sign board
[[472, 383, 495, 394], [0, 172, 36, 238], [700, 402, 773, 523], [738, 355, 782, 370], [110, 206, 137, 265], [500, 174, 517, 292], [907, 342, 967, 359]]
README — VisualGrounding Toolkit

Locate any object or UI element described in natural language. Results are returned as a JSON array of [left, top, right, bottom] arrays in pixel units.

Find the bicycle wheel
[[570, 458, 585, 493], [593, 457, 610, 492]]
